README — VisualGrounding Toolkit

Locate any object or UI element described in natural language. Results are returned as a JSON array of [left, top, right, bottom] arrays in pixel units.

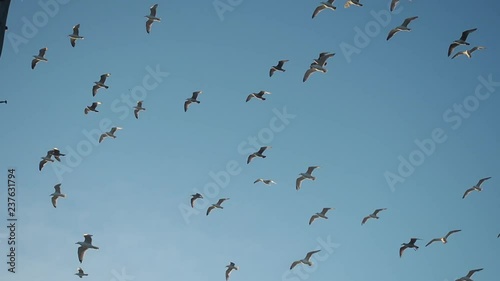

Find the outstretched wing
[[425, 238, 440, 247], [306, 166, 319, 174], [72, 24, 80, 35], [296, 176, 305, 190], [402, 16, 418, 27], [150, 4, 158, 17], [476, 177, 491, 187], [444, 229, 461, 239], [386, 28, 398, 41], [390, 0, 399, 11], [462, 187, 475, 199], [312, 5, 325, 19], [460, 28, 477, 41]]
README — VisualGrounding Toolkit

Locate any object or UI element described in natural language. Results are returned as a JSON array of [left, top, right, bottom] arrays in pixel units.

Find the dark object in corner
[[0, 0, 12, 59]]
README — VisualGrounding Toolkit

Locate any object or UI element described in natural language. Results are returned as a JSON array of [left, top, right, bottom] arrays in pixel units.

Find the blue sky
[[0, 0, 500, 281]]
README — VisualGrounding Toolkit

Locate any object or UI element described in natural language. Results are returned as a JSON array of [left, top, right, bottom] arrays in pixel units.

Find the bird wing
[[476, 177, 491, 187], [54, 184, 61, 193], [246, 94, 255, 102], [254, 179, 263, 184], [269, 68, 276, 77], [386, 28, 398, 41], [361, 216, 370, 225], [309, 215, 318, 225], [217, 198, 228, 205], [303, 68, 316, 82], [39, 48, 47, 57], [99, 74, 109, 83], [328, 0, 336, 3], [206, 206, 215, 216], [373, 208, 386, 215], [247, 154, 256, 164], [91, 102, 100, 109], [497, 233, 500, 238], [402, 16, 418, 27], [312, 5, 326, 19], [190, 197, 196, 208], [306, 166, 319, 174], [466, 268, 483, 278], [51, 196, 58, 208], [146, 19, 153, 34], [470, 46, 485, 53], [305, 250, 320, 260], [277, 60, 288, 68], [451, 51, 465, 59], [399, 246, 406, 257], [316, 53, 334, 66], [192, 91, 201, 99], [257, 146, 268, 154], [73, 24, 80, 35], [110, 127, 118, 134], [70, 38, 76, 47], [39, 160, 46, 171], [445, 229, 461, 239], [137, 101, 143, 108], [225, 267, 232, 281], [92, 85, 100, 97], [425, 238, 440, 247], [290, 260, 301, 270], [83, 235, 92, 244], [184, 100, 191, 112], [462, 187, 475, 199], [31, 59, 38, 70], [78, 268, 84, 274], [409, 238, 419, 244], [321, 208, 331, 215], [78, 246, 87, 263], [460, 28, 477, 41], [99, 134, 106, 143], [84, 107, 89, 115], [448, 42, 459, 57], [150, 4, 158, 17], [390, 0, 399, 11], [134, 108, 139, 119], [296, 176, 305, 190]]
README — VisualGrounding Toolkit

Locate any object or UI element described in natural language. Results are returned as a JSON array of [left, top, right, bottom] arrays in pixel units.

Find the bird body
[[85, 102, 101, 114], [92, 74, 110, 96], [134, 101, 146, 119], [225, 262, 239, 281], [50, 183, 66, 208], [99, 127, 122, 143], [270, 60, 288, 77], [31, 47, 48, 69], [206, 198, 229, 216], [390, 0, 399, 11], [309, 208, 333, 225], [69, 24, 84, 47], [146, 4, 161, 33], [290, 250, 321, 269], [246, 91, 271, 102], [184, 91, 202, 112], [39, 151, 55, 171], [190, 193, 203, 208], [76, 234, 99, 263], [387, 16, 418, 40], [400, 238, 421, 257], [75, 268, 88, 278], [462, 177, 491, 199], [247, 146, 271, 164], [296, 166, 319, 190], [361, 208, 387, 225], [312, 0, 336, 19], [254, 178, 276, 185]]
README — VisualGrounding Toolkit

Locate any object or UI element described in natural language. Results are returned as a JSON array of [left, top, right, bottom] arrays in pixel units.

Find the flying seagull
[[254, 178, 277, 185], [31, 47, 48, 69], [304, 52, 335, 82], [269, 60, 288, 77], [247, 146, 271, 164], [290, 250, 321, 270], [69, 24, 84, 47], [456, 269, 483, 281], [76, 234, 99, 263], [75, 268, 88, 278], [84, 102, 101, 114], [313, 52, 335, 66], [134, 100, 146, 119], [50, 183, 66, 208], [190, 193, 203, 208], [426, 230, 462, 247], [361, 208, 387, 225], [92, 74, 111, 97], [387, 16, 418, 41], [296, 166, 320, 190], [463, 177, 491, 199], [145, 4, 161, 34], [225, 262, 239, 281], [246, 91, 271, 102], [312, 0, 336, 19], [448, 28, 477, 57], [400, 238, 421, 257], [39, 151, 54, 171], [344, 0, 363, 8], [452, 46, 485, 59], [99, 127, 122, 143], [184, 91, 202, 112], [48, 148, 65, 161], [309, 208, 333, 225], [390, 0, 399, 11], [206, 198, 229, 216]]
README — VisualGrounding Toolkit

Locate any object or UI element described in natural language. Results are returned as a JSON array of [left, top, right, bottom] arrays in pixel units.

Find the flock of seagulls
[[19, 0, 495, 279]]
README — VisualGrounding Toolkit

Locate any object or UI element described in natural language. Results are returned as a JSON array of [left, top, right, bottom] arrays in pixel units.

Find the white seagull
[[456, 269, 483, 281], [361, 208, 387, 225], [191, 193, 203, 208], [270, 60, 288, 77], [184, 91, 202, 112], [69, 24, 84, 47], [462, 177, 491, 199], [75, 268, 88, 278], [134, 100, 146, 119], [344, 0, 363, 8], [99, 127, 122, 143], [254, 178, 277, 185], [85, 102, 101, 115], [92, 73, 111, 97], [76, 234, 99, 263], [296, 166, 320, 190], [39, 151, 54, 171], [31, 47, 48, 69], [246, 91, 271, 102], [145, 4, 161, 34], [247, 146, 271, 164], [312, 0, 336, 19], [387, 16, 418, 41], [425, 230, 462, 247], [50, 183, 66, 208], [225, 262, 239, 281], [448, 28, 477, 57], [452, 46, 485, 59], [290, 250, 321, 270], [206, 198, 229, 216], [309, 208, 333, 225]]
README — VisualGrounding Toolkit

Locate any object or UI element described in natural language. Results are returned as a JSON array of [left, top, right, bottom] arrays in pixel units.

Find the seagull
[[296, 166, 320, 190], [290, 250, 321, 270], [390, 0, 399, 11], [99, 127, 122, 143], [254, 178, 277, 185], [84, 102, 101, 115], [361, 208, 387, 225], [270, 60, 288, 77], [39, 151, 54, 171], [304, 52, 335, 82], [48, 148, 65, 161], [448, 28, 477, 57], [206, 198, 229, 216], [184, 91, 202, 112], [386, 16, 418, 41], [50, 183, 66, 208], [247, 146, 271, 164], [452, 46, 485, 59], [246, 91, 271, 102], [456, 269, 484, 281], [190, 193, 203, 208], [400, 238, 421, 257], [309, 208, 333, 225], [344, 0, 363, 8], [313, 52, 335, 66], [92, 74, 111, 97], [0, 100, 6, 104], [312, 0, 336, 19], [462, 177, 491, 199], [225, 262, 239, 281], [69, 24, 84, 47], [134, 100, 146, 119], [31, 47, 48, 69], [76, 234, 99, 263], [145, 4, 161, 34], [75, 268, 88, 278], [425, 230, 462, 247]]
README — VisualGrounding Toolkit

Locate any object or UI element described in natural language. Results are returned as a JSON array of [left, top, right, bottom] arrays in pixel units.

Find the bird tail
[[104, 85, 109, 89], [262, 155, 266, 158], [312, 176, 316, 181]]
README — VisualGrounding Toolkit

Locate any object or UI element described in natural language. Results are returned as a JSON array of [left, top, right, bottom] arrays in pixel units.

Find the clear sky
[[1, 1, 500, 281]]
